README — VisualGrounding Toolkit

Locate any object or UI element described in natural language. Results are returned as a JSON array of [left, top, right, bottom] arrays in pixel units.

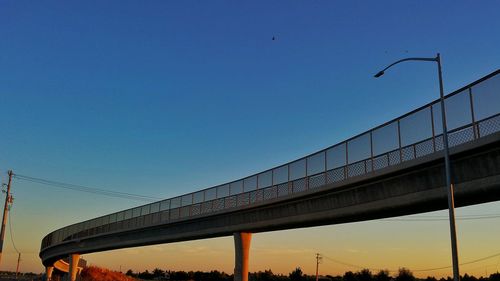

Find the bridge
[[40, 70, 500, 281]]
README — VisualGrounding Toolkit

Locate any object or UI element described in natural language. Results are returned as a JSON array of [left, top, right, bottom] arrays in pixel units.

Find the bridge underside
[[40, 133, 500, 266]]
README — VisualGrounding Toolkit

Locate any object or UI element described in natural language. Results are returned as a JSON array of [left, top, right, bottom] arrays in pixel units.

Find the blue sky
[[0, 1, 499, 275]]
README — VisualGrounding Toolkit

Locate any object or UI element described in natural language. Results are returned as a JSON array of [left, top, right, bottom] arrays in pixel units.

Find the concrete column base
[[46, 266, 54, 281], [234, 232, 252, 281], [69, 254, 80, 281]]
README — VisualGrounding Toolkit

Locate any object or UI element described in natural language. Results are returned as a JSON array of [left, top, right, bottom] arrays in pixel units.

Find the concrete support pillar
[[233, 232, 252, 281], [69, 254, 80, 281], [46, 266, 54, 281]]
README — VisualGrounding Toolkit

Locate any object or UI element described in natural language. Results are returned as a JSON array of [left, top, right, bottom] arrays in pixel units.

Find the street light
[[374, 53, 460, 281]]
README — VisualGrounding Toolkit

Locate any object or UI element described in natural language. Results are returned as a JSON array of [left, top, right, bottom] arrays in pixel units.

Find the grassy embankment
[[80, 266, 136, 281]]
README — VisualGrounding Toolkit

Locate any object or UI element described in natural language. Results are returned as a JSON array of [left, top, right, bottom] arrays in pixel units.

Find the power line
[[8, 204, 22, 278], [14, 173, 163, 202], [398, 214, 500, 218], [460, 252, 500, 267], [381, 214, 500, 222], [322, 250, 500, 273], [10, 173, 500, 219], [16, 175, 157, 202], [322, 255, 381, 271], [8, 210, 20, 254]]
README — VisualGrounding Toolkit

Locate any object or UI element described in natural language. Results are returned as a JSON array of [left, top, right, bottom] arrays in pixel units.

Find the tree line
[[124, 267, 500, 281]]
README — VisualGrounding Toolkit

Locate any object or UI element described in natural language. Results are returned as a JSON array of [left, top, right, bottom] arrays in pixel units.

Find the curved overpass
[[40, 70, 500, 281]]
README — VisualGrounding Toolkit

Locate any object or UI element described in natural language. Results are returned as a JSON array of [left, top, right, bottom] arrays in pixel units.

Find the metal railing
[[41, 70, 500, 251]]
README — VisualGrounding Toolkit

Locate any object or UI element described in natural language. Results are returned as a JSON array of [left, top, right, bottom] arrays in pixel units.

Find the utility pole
[[0, 170, 13, 266], [315, 253, 322, 281]]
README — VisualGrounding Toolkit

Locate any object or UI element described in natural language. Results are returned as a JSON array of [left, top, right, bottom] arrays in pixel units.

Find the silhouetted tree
[[327, 275, 343, 281], [462, 273, 478, 281], [207, 270, 231, 281], [425, 276, 437, 281], [324, 275, 342, 281], [356, 269, 373, 281], [489, 273, 500, 281], [252, 270, 277, 281], [170, 270, 189, 281], [153, 268, 165, 278], [344, 271, 357, 281], [125, 269, 135, 277], [197, 272, 205, 280], [138, 269, 154, 280], [395, 268, 415, 281], [118, 267, 495, 281], [290, 267, 305, 281], [375, 270, 391, 281]]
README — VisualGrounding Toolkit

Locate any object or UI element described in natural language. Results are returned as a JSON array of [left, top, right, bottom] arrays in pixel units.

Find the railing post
[[431, 105, 437, 152], [397, 120, 403, 163], [370, 131, 374, 172], [324, 151, 328, 185], [288, 165, 292, 194], [189, 194, 193, 217], [469, 88, 478, 139], [345, 143, 349, 179]]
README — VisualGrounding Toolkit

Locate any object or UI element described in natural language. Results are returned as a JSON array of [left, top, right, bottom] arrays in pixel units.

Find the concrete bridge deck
[[39, 70, 500, 281], [40, 132, 500, 263]]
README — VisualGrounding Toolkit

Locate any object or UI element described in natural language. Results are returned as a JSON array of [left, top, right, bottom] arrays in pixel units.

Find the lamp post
[[374, 53, 460, 281]]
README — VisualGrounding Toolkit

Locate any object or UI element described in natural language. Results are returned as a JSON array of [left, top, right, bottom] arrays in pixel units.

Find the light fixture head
[[374, 71, 385, 78]]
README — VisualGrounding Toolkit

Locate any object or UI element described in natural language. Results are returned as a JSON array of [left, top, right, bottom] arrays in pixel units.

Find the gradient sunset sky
[[1, 1, 500, 278]]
